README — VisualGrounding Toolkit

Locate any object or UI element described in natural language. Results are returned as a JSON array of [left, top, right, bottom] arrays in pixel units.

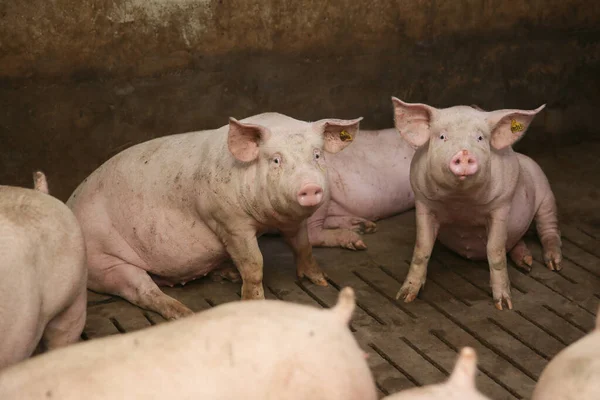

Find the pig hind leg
[[89, 256, 194, 320], [41, 289, 87, 351], [323, 216, 377, 234], [307, 199, 368, 251], [509, 240, 533, 272], [535, 191, 562, 271]]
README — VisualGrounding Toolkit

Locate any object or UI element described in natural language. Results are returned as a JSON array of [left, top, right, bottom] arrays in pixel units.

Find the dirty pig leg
[[396, 200, 439, 302], [41, 289, 87, 350], [487, 208, 513, 310], [89, 260, 194, 320], [535, 192, 562, 271], [225, 234, 265, 300], [307, 203, 367, 250], [323, 216, 378, 234], [282, 220, 328, 286], [508, 239, 533, 272]]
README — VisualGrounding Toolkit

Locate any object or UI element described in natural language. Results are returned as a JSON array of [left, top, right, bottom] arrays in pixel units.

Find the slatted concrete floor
[[84, 211, 600, 400]]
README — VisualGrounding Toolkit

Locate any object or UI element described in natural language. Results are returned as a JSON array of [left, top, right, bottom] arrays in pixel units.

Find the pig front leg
[[487, 207, 513, 310], [282, 220, 329, 286], [535, 191, 562, 271], [225, 234, 266, 300], [396, 200, 439, 302]]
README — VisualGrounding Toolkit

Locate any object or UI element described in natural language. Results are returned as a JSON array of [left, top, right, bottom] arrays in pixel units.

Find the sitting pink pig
[[532, 307, 600, 400], [382, 347, 490, 400], [392, 98, 562, 310], [0, 287, 377, 400], [307, 126, 416, 250], [67, 113, 361, 320], [0, 172, 87, 369]]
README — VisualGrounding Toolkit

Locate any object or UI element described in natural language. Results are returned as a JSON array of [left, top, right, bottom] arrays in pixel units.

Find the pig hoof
[[300, 270, 329, 286], [395, 281, 421, 303], [209, 268, 242, 283], [493, 292, 513, 311], [165, 306, 195, 320], [357, 221, 377, 234], [514, 255, 533, 272], [544, 250, 562, 271]]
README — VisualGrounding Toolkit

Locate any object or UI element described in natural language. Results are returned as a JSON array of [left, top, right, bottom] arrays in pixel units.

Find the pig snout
[[297, 184, 324, 207], [449, 149, 478, 179]]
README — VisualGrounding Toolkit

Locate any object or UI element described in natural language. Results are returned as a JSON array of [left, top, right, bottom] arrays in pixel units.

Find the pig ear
[[32, 171, 49, 194], [487, 105, 545, 150], [448, 347, 478, 388], [315, 117, 363, 154], [391, 97, 436, 149], [332, 287, 355, 325], [227, 118, 271, 162]]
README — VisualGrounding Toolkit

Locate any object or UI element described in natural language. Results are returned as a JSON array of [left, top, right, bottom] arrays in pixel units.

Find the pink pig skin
[[0, 287, 378, 400], [382, 347, 490, 400], [66, 113, 362, 321], [392, 98, 562, 310], [0, 172, 87, 369], [532, 307, 600, 400], [307, 128, 416, 250]]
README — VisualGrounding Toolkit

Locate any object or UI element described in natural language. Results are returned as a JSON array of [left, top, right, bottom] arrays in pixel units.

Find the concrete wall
[[1, 0, 600, 199]]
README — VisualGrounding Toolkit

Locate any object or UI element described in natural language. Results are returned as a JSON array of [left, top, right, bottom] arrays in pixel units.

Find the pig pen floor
[[83, 143, 600, 400]]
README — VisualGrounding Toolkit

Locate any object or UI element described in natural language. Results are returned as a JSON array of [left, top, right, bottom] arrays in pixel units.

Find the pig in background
[[392, 98, 562, 310], [307, 125, 416, 250], [0, 287, 378, 400], [382, 347, 490, 400], [67, 112, 362, 320], [531, 307, 600, 400], [0, 172, 87, 369]]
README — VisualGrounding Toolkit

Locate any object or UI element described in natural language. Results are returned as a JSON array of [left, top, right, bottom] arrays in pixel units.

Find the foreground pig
[[392, 98, 562, 310], [67, 113, 361, 320], [0, 172, 87, 369], [532, 307, 600, 400], [307, 128, 416, 250], [0, 287, 377, 400], [383, 347, 490, 400]]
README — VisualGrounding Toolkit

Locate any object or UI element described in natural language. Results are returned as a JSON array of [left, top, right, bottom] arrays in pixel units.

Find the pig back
[[0, 297, 376, 400]]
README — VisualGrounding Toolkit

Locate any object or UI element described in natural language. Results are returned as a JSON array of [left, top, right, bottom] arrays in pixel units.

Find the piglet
[[382, 347, 490, 400], [0, 172, 87, 369], [0, 287, 378, 400], [392, 98, 562, 310], [531, 307, 600, 400]]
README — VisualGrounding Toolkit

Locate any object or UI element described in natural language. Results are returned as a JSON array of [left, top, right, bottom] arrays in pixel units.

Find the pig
[[382, 347, 490, 400], [392, 98, 562, 310], [531, 307, 600, 400], [307, 128, 416, 250], [0, 287, 378, 400], [0, 172, 87, 369], [66, 112, 362, 320]]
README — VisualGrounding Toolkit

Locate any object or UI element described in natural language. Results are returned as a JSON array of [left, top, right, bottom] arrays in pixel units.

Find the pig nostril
[[454, 159, 461, 165], [300, 192, 307, 196], [468, 159, 475, 164]]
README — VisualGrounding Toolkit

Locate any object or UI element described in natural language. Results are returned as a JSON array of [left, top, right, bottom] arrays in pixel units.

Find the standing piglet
[[531, 307, 600, 400], [0, 172, 87, 369], [392, 98, 562, 310], [67, 113, 361, 320], [0, 287, 378, 400], [382, 347, 490, 400], [308, 127, 416, 250]]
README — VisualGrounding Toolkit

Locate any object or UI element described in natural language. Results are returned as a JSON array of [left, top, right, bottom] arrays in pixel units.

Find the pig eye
[[313, 149, 322, 161], [477, 135, 483, 141], [439, 134, 446, 140], [272, 155, 282, 165]]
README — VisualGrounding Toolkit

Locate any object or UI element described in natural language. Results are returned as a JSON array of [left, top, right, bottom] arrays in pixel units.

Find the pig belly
[[437, 185, 537, 260], [327, 159, 414, 221]]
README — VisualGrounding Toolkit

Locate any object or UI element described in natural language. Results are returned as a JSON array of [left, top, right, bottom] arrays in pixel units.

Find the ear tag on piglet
[[510, 119, 525, 133], [339, 130, 353, 142]]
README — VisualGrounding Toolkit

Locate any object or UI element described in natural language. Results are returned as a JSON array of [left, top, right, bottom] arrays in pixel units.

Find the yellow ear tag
[[510, 119, 524, 133], [339, 130, 353, 142]]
